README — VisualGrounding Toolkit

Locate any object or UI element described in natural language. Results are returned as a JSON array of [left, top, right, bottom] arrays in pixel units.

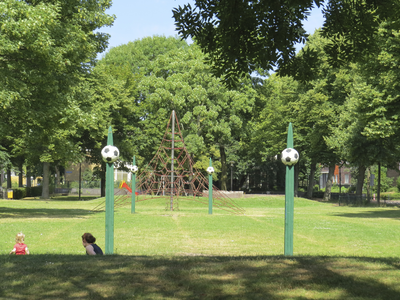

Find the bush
[[312, 191, 325, 198], [345, 186, 356, 193], [2, 181, 19, 189], [25, 186, 42, 197], [381, 192, 400, 200], [13, 188, 26, 199]]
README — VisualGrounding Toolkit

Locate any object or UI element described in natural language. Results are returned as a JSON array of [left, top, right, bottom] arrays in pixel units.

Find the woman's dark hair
[[82, 233, 96, 243]]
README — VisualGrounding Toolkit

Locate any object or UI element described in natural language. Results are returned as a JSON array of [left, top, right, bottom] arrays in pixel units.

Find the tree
[[322, 0, 399, 67], [173, 0, 321, 85], [101, 37, 257, 190], [326, 17, 400, 198], [292, 31, 353, 200], [173, 1, 398, 84], [249, 30, 355, 198], [0, 0, 114, 198], [135, 40, 256, 190], [73, 62, 133, 197]]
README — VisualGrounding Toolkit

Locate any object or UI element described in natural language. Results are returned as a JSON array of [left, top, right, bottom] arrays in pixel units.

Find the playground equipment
[[93, 111, 244, 215], [134, 110, 244, 215], [282, 123, 299, 256], [102, 126, 118, 255]]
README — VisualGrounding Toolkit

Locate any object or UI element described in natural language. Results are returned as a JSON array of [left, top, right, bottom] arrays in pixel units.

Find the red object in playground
[[119, 180, 138, 195]]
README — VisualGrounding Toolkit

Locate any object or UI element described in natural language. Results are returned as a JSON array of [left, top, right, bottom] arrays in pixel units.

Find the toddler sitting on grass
[[9, 232, 30, 255]]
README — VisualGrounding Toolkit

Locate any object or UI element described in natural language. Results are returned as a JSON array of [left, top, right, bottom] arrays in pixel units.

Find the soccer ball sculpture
[[281, 148, 299, 166], [206, 166, 215, 174], [101, 145, 120, 163], [129, 165, 138, 173]]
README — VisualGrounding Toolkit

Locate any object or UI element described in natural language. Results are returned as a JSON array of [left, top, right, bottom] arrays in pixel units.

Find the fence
[[331, 193, 367, 206]]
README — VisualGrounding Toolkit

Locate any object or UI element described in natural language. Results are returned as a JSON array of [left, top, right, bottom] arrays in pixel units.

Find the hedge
[[13, 188, 27, 199], [25, 186, 42, 197]]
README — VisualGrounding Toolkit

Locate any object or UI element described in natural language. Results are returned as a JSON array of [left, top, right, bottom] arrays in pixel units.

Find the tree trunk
[[365, 167, 371, 203], [1, 167, 4, 187], [55, 166, 60, 188], [238, 174, 247, 190], [323, 163, 335, 201], [377, 162, 381, 206], [219, 145, 227, 190], [41, 162, 50, 199], [356, 165, 366, 197], [307, 162, 317, 199], [7, 168, 12, 199], [26, 168, 31, 188], [1, 168, 4, 199], [7, 168, 12, 188], [18, 161, 23, 187]]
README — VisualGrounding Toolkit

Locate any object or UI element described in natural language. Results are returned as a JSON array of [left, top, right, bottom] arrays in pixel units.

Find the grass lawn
[[1, 195, 399, 299]]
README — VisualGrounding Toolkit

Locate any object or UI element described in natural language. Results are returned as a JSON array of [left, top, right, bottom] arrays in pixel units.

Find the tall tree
[[0, 0, 114, 198], [101, 37, 256, 189], [326, 15, 400, 198]]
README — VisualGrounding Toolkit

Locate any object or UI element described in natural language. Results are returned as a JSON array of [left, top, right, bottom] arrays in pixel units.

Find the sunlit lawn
[[1, 195, 399, 299]]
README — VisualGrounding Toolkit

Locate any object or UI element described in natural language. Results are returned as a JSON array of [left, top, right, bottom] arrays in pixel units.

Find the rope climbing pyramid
[[136, 111, 244, 214], [93, 111, 244, 215]]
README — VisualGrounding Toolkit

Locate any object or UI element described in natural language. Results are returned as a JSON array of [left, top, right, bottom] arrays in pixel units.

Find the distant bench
[[54, 188, 70, 196]]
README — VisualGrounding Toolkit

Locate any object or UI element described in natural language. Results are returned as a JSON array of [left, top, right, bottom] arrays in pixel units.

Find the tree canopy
[[0, 0, 114, 197], [173, 0, 398, 84], [99, 36, 257, 189]]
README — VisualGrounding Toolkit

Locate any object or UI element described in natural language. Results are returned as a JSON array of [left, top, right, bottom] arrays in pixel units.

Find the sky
[[97, 0, 325, 58]]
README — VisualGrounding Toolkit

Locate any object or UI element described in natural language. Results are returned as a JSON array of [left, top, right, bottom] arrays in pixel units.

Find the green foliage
[[1, 180, 18, 189], [322, 1, 400, 67], [381, 192, 400, 200], [82, 169, 101, 188], [371, 166, 395, 193], [25, 186, 42, 198], [345, 185, 356, 194], [12, 188, 26, 199], [0, 148, 10, 167], [173, 1, 319, 85], [396, 176, 400, 192], [173, 1, 399, 85], [100, 36, 257, 189], [0, 0, 114, 199]]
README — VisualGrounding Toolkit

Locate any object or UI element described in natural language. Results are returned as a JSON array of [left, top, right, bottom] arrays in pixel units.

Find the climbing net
[[135, 111, 244, 214], [93, 111, 244, 215]]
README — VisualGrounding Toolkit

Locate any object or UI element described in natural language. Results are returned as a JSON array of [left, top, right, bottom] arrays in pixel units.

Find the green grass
[[1, 196, 400, 299]]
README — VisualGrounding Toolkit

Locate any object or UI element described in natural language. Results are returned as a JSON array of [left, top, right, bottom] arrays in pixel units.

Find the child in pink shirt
[[9, 232, 30, 255]]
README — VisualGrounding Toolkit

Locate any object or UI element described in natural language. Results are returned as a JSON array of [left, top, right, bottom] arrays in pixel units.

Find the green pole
[[208, 158, 213, 215], [284, 123, 294, 256], [105, 126, 114, 255], [131, 156, 136, 214]]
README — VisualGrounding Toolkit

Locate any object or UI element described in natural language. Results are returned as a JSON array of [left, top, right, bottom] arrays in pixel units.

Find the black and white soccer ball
[[206, 166, 215, 174], [101, 145, 120, 163], [129, 165, 138, 173], [281, 148, 299, 166]]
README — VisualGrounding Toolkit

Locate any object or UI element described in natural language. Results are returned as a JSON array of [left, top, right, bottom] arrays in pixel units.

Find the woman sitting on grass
[[82, 233, 103, 255], [9, 232, 30, 255]]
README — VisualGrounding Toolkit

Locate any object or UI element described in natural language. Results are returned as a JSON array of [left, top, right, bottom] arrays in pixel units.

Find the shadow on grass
[[49, 196, 99, 201], [331, 210, 400, 220], [22, 196, 100, 201], [0, 207, 93, 219], [1, 255, 399, 300]]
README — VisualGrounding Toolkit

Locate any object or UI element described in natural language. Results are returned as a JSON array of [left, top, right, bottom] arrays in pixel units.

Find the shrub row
[[9, 186, 43, 199], [381, 192, 400, 200]]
